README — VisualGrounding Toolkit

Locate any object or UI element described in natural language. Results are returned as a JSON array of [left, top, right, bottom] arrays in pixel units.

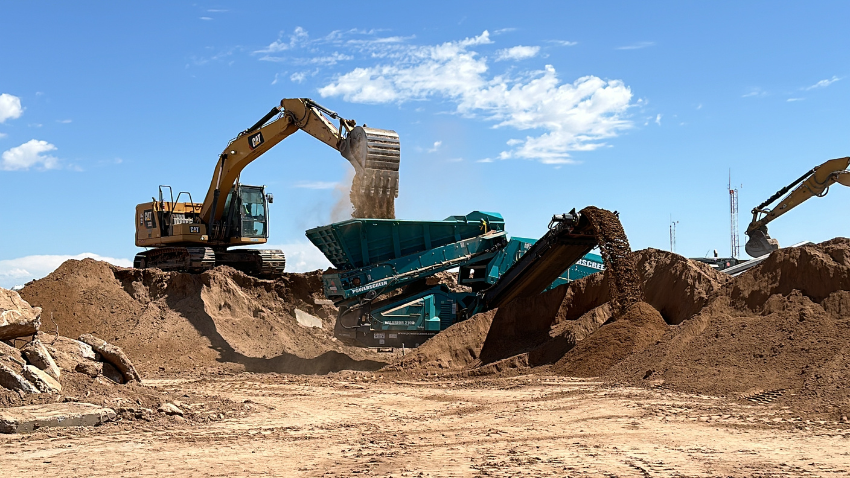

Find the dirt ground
[[2, 372, 849, 477]]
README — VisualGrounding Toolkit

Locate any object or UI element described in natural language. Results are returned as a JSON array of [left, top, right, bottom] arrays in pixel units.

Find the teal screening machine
[[306, 210, 605, 348]]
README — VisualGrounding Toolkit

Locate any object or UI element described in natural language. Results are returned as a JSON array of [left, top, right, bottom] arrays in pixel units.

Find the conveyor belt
[[483, 210, 598, 309]]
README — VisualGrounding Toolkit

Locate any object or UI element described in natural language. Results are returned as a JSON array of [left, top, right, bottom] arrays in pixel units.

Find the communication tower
[[729, 171, 740, 258], [669, 217, 679, 253]]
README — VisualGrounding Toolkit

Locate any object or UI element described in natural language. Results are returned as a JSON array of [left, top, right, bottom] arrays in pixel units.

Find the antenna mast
[[669, 215, 679, 253], [729, 170, 740, 258]]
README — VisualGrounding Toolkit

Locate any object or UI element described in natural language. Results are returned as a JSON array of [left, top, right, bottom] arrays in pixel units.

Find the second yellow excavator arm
[[744, 156, 850, 257]]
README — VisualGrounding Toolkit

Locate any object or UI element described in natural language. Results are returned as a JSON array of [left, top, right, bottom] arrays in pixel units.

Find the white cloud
[[616, 41, 655, 50], [290, 72, 306, 83], [742, 88, 767, 98], [427, 141, 442, 153], [549, 40, 578, 47], [255, 27, 309, 54], [804, 76, 840, 90], [493, 28, 516, 35], [0, 253, 132, 289], [294, 181, 338, 189], [346, 35, 415, 47], [58, 119, 72, 124], [477, 158, 494, 163], [319, 32, 633, 163], [1, 139, 60, 170], [0, 132, 6, 138], [251, 242, 331, 272], [0, 93, 23, 123], [496, 45, 540, 61], [299, 52, 352, 65], [200, 16, 212, 21], [655, 114, 662, 125], [787, 97, 804, 102]]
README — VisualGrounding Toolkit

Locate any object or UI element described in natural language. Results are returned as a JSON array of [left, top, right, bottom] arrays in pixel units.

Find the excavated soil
[[350, 173, 395, 219], [608, 238, 850, 418], [21, 260, 387, 377], [552, 301, 668, 377], [581, 206, 642, 316], [392, 237, 850, 419]]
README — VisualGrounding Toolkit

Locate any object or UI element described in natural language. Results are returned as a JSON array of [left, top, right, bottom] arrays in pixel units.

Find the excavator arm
[[201, 98, 400, 234], [745, 156, 850, 257]]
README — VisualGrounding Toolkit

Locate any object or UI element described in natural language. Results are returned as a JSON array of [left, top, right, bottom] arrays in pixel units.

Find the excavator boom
[[745, 156, 849, 257], [203, 98, 400, 230]]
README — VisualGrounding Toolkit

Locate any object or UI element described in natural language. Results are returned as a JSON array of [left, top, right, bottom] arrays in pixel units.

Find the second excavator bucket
[[340, 126, 400, 219], [745, 227, 780, 258]]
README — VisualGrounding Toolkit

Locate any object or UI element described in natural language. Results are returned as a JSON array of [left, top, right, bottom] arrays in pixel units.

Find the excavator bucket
[[745, 228, 780, 258], [340, 126, 400, 219]]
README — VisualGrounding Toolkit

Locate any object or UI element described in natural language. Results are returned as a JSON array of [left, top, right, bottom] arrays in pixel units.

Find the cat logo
[[248, 131, 264, 150], [190, 226, 200, 234]]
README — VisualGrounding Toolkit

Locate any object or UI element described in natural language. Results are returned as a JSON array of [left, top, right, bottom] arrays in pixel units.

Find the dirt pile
[[391, 236, 850, 418], [553, 301, 667, 377], [387, 310, 496, 372], [21, 259, 387, 376], [608, 238, 850, 418]]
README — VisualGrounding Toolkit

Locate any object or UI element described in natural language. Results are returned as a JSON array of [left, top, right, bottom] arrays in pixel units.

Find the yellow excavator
[[134, 98, 400, 277], [745, 156, 849, 257]]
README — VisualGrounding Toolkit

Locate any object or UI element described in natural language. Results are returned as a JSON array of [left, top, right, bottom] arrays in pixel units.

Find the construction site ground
[[3, 232, 850, 476], [3, 372, 849, 477]]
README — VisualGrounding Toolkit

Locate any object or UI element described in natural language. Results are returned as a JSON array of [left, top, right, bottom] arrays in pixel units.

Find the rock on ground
[[21, 365, 61, 393], [0, 402, 116, 433], [40, 333, 100, 372], [21, 339, 61, 379], [0, 363, 39, 394], [79, 334, 142, 382], [157, 402, 183, 416], [0, 288, 41, 340], [0, 341, 25, 367], [75, 361, 103, 378]]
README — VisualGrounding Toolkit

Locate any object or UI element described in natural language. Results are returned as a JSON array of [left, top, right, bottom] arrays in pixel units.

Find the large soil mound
[[609, 238, 850, 418], [391, 238, 850, 419], [21, 259, 387, 375]]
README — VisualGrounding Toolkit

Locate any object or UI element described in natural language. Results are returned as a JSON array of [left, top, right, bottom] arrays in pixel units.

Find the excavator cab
[[221, 184, 269, 241]]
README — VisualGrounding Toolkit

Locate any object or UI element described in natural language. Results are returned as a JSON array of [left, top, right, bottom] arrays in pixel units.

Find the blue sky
[[1, 2, 849, 287]]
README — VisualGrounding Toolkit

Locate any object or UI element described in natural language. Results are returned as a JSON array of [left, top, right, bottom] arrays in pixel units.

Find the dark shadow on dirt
[[163, 280, 385, 375]]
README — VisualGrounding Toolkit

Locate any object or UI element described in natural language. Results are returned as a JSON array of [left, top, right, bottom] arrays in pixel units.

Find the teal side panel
[[305, 211, 506, 270]]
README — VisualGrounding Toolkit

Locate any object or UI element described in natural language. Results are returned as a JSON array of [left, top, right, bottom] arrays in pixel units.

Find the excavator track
[[134, 247, 285, 279], [134, 247, 216, 273]]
